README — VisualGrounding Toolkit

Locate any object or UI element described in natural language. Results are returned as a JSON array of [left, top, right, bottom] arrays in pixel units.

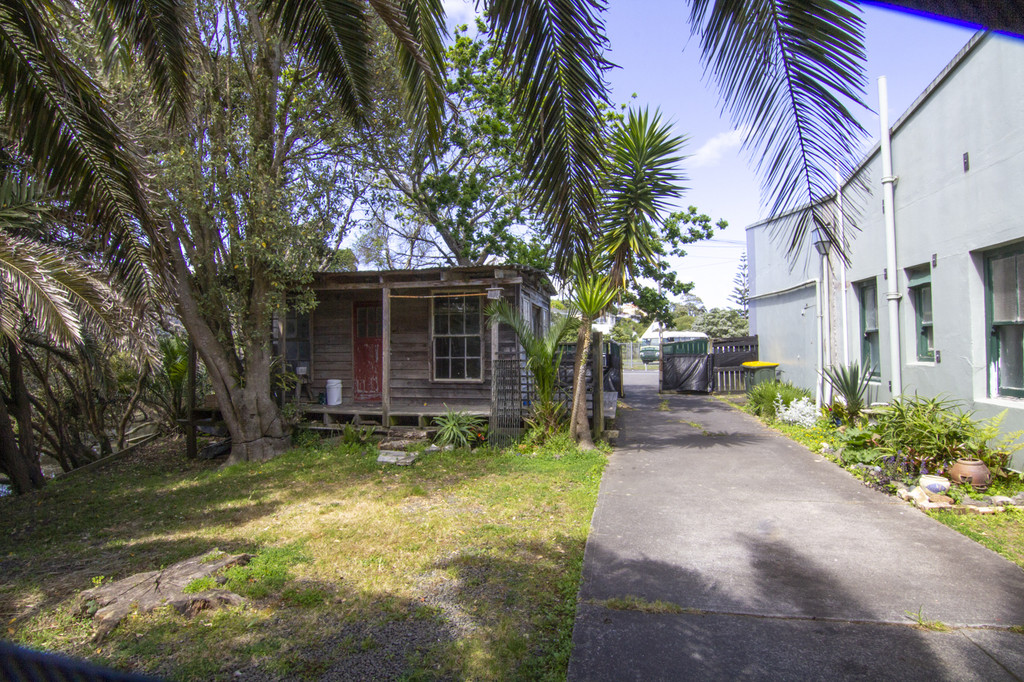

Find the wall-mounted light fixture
[[812, 225, 831, 257]]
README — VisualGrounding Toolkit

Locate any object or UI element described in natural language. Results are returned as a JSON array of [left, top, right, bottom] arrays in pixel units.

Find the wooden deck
[[190, 393, 617, 434], [299, 401, 489, 427], [298, 393, 617, 429]]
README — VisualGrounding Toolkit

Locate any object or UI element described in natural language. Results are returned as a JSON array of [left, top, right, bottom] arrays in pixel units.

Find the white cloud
[[443, 0, 480, 32], [689, 129, 746, 169]]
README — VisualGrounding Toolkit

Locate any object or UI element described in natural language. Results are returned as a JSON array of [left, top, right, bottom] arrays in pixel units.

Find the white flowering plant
[[775, 396, 819, 428]]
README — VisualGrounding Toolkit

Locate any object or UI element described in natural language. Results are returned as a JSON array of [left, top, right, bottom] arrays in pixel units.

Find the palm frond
[[0, 227, 136, 350], [486, 0, 613, 274], [597, 107, 687, 287], [0, 0, 157, 295], [0, 232, 83, 348], [876, 0, 1024, 38], [263, 0, 446, 146], [0, 171, 50, 233], [371, 0, 447, 149], [689, 0, 868, 257], [90, 0, 196, 125], [263, 0, 374, 121]]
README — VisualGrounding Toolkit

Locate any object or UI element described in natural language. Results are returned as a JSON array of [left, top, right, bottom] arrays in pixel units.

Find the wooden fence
[[712, 335, 759, 393]]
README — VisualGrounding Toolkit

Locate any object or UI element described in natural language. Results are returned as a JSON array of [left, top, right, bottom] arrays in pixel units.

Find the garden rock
[[377, 450, 418, 465], [907, 487, 930, 507], [899, 486, 953, 509], [961, 495, 987, 507], [76, 550, 250, 642], [988, 495, 1014, 506], [851, 463, 882, 476], [924, 490, 954, 506], [964, 505, 1005, 515], [1008, 492, 1024, 506]]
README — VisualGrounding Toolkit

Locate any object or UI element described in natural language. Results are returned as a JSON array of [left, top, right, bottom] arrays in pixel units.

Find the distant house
[[273, 265, 554, 426], [639, 324, 708, 346], [745, 32, 1024, 470]]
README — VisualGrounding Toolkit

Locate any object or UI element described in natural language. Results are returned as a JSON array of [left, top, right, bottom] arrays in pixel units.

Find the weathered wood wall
[[388, 296, 492, 407], [308, 287, 539, 411], [309, 291, 370, 403]]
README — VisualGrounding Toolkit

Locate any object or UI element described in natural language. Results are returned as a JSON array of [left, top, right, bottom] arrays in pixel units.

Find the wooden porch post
[[382, 287, 391, 427], [592, 331, 604, 441]]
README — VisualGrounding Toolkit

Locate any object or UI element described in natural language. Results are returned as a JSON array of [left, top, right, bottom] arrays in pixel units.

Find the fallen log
[[76, 549, 250, 641]]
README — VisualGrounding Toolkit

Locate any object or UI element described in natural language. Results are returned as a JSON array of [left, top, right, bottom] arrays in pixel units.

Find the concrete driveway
[[568, 371, 1024, 681]]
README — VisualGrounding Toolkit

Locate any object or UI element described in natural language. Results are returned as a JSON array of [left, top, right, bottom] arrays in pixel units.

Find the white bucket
[[325, 380, 342, 406]]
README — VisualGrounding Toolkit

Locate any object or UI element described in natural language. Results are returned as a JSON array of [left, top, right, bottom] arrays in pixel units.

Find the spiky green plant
[[565, 263, 618, 446], [433, 408, 485, 450], [822, 362, 873, 423]]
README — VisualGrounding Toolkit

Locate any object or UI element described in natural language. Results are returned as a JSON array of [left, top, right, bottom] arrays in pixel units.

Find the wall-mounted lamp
[[812, 225, 831, 257]]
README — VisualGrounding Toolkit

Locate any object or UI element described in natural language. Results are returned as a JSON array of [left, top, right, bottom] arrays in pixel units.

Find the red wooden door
[[353, 302, 383, 402]]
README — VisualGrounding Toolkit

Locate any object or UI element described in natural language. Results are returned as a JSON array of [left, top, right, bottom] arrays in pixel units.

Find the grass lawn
[[0, 433, 607, 680], [927, 506, 1024, 570]]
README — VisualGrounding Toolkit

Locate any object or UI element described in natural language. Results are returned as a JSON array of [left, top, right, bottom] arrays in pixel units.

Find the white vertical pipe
[[878, 76, 902, 397], [815, 276, 823, 410], [837, 172, 850, 366], [821, 250, 832, 404]]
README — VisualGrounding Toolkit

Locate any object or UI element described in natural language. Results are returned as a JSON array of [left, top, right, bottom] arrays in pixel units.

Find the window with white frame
[[987, 246, 1024, 398], [857, 279, 880, 376], [433, 295, 483, 381], [907, 266, 934, 362]]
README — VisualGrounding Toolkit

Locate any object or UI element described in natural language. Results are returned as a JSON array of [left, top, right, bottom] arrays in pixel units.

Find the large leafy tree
[[152, 0, 381, 463], [355, 22, 551, 270], [693, 307, 749, 338]]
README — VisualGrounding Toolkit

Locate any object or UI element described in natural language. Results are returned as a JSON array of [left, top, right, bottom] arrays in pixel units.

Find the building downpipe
[[837, 171, 850, 366], [878, 76, 903, 397]]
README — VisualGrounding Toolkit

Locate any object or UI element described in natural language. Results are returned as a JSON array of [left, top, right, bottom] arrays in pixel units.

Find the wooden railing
[[712, 335, 759, 394]]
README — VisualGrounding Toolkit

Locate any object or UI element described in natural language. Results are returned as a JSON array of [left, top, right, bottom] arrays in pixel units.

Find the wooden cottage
[[274, 265, 555, 427]]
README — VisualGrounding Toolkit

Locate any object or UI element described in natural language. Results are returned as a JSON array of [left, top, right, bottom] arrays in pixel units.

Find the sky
[[442, 1, 978, 308]]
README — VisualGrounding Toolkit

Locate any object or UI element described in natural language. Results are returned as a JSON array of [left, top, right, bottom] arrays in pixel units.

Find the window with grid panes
[[987, 247, 1024, 397], [272, 310, 310, 370], [432, 295, 483, 380], [858, 279, 880, 376], [907, 267, 934, 361]]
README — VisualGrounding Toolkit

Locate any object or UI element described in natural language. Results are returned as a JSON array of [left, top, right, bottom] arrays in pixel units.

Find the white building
[[746, 32, 1024, 470]]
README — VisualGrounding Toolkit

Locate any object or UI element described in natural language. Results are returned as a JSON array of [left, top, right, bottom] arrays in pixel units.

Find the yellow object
[[742, 361, 779, 368]]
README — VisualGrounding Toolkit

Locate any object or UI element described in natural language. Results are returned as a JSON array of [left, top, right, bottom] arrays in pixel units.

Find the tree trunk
[[7, 339, 39, 472], [117, 368, 148, 449], [0, 391, 44, 494], [187, 314, 288, 464], [170, 248, 289, 464], [219, 342, 289, 465], [569, 324, 596, 450]]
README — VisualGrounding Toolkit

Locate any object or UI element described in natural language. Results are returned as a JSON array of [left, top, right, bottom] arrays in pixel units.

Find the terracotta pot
[[949, 458, 992, 490]]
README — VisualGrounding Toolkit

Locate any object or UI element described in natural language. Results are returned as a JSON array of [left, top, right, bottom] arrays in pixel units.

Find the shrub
[[873, 396, 1022, 475], [776, 396, 818, 428], [747, 380, 812, 420]]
